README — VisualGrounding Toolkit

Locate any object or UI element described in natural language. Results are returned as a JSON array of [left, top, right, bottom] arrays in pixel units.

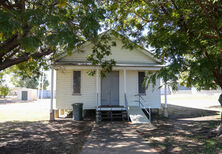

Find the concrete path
[[80, 122, 157, 154], [128, 106, 150, 124]]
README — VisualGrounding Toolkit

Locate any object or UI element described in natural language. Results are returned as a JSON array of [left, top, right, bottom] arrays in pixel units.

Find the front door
[[22, 91, 28, 100], [101, 71, 119, 106]]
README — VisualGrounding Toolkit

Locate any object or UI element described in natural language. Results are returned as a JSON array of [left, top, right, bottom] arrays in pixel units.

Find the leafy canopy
[[0, 0, 107, 71], [105, 0, 222, 90], [1, 0, 222, 91]]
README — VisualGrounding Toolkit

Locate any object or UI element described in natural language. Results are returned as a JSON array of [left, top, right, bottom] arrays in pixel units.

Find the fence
[[38, 90, 56, 99]]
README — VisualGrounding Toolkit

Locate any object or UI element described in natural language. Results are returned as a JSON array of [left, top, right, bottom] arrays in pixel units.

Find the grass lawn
[[161, 94, 221, 111], [0, 100, 50, 122], [140, 104, 222, 154]]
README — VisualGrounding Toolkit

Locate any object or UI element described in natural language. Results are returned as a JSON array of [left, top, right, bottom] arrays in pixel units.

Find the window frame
[[72, 71, 81, 95], [138, 71, 146, 95]]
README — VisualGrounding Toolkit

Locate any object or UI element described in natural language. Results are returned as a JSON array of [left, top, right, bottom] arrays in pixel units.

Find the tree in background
[[0, 85, 10, 98], [0, 71, 5, 86], [0, 69, 11, 98], [11, 72, 49, 90], [105, 0, 222, 134], [9, 60, 49, 89]]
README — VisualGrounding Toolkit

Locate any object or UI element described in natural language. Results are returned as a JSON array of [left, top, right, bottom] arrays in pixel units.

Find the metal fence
[[38, 90, 56, 99]]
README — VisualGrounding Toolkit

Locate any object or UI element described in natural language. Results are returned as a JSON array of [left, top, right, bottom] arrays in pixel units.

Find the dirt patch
[[140, 104, 222, 153], [80, 122, 157, 154], [0, 120, 94, 154]]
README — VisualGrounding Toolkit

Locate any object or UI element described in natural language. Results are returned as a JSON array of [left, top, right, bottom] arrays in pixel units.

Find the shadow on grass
[[0, 120, 94, 154], [142, 104, 222, 153]]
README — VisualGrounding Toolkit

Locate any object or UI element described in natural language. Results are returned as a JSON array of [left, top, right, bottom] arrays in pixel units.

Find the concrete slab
[[128, 106, 150, 124], [80, 122, 157, 154]]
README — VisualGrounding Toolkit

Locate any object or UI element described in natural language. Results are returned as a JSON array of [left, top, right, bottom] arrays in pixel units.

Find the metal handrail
[[134, 94, 151, 122]]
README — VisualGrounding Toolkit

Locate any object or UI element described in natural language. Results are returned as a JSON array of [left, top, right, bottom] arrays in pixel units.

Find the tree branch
[[0, 49, 55, 71], [170, 0, 179, 10], [21, 0, 25, 12], [0, 26, 30, 56], [203, 34, 219, 39], [133, 10, 155, 23], [204, 0, 219, 18], [196, 0, 222, 37], [0, 34, 19, 53], [0, 0, 15, 10], [3, 47, 20, 61]]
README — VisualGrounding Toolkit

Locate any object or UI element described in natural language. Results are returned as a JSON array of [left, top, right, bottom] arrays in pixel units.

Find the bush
[[0, 86, 11, 98]]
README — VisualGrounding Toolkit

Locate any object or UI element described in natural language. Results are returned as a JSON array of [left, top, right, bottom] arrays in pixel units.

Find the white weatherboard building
[[16, 87, 37, 101], [52, 31, 163, 122]]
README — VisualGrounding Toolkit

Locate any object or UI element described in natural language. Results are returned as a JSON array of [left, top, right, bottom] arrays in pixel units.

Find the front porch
[[51, 65, 165, 123]]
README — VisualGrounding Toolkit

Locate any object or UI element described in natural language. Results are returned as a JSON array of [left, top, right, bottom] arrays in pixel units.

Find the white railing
[[134, 94, 151, 122], [124, 93, 130, 121], [96, 93, 99, 122], [96, 93, 99, 109]]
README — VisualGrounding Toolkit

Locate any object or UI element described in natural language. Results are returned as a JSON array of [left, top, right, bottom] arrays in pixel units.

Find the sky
[[46, 69, 57, 90]]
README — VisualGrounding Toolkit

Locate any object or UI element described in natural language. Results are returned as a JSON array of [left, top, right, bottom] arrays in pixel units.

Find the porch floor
[[97, 105, 126, 111], [98, 105, 125, 108]]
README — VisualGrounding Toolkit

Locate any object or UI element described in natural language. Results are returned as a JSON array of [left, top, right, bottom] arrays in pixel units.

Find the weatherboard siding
[[61, 39, 155, 64], [56, 69, 161, 110], [56, 69, 97, 109]]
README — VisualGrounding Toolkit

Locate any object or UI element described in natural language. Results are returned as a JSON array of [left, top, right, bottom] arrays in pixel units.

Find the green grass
[[0, 101, 50, 122]]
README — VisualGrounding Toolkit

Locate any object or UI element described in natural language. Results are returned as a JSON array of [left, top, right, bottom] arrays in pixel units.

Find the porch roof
[[52, 61, 164, 68]]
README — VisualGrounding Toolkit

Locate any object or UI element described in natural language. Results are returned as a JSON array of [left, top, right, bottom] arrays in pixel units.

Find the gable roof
[[54, 30, 162, 65]]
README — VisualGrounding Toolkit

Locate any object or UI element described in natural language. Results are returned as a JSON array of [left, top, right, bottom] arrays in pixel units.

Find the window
[[138, 72, 145, 94], [73, 71, 81, 94]]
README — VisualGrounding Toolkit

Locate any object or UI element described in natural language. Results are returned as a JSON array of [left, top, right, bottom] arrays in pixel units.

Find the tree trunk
[[216, 93, 222, 135]]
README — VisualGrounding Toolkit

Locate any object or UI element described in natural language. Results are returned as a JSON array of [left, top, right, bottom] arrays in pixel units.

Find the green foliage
[[9, 61, 49, 89], [0, 0, 107, 70], [0, 85, 10, 98], [0, 69, 11, 98], [2, 0, 222, 92], [0, 71, 5, 85], [11, 75, 49, 90], [106, 0, 222, 90], [86, 31, 116, 76]]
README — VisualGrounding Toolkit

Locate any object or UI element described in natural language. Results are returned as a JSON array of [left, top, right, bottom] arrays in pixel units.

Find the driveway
[[80, 122, 157, 154]]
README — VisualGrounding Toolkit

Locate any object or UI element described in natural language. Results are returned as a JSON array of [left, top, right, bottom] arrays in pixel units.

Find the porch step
[[128, 106, 150, 124], [97, 110, 127, 121]]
